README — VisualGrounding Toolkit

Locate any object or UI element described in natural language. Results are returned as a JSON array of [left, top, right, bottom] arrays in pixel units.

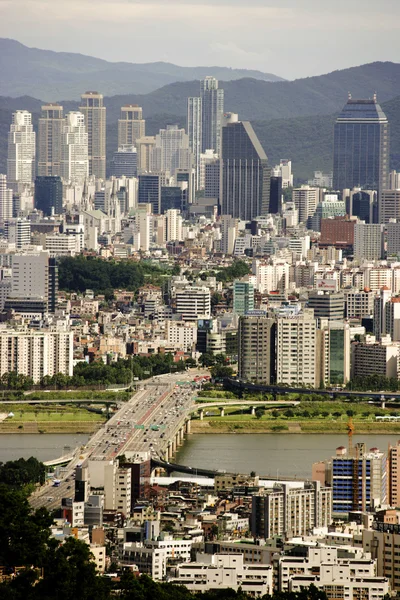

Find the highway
[[30, 370, 207, 511]]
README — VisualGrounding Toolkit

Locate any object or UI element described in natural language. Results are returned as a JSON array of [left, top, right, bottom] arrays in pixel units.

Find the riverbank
[[0, 406, 105, 434], [191, 419, 400, 434]]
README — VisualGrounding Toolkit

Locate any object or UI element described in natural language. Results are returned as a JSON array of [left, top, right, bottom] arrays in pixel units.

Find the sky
[[1, 0, 400, 79]]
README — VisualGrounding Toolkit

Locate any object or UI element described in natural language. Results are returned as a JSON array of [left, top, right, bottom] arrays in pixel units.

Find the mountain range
[[0, 38, 284, 99]]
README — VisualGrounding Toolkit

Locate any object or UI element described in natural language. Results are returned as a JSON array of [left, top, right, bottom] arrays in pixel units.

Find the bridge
[[43, 454, 75, 467], [224, 378, 400, 402]]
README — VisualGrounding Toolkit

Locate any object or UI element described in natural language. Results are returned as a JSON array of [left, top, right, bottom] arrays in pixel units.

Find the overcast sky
[[1, 0, 399, 79]]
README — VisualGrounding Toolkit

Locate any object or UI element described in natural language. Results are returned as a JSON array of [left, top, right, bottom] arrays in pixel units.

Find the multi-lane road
[[30, 370, 207, 511]]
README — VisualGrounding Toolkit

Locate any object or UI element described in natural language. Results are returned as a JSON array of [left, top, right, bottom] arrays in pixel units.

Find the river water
[[0, 434, 89, 463], [175, 433, 400, 478], [1, 433, 399, 476]]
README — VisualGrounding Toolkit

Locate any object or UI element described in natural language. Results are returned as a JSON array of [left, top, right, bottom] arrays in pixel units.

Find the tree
[[199, 353, 215, 368], [211, 365, 234, 379], [255, 407, 265, 419]]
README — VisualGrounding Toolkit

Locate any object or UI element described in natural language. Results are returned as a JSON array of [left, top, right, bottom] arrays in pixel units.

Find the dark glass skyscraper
[[220, 118, 270, 221], [333, 95, 389, 206], [34, 176, 63, 216]]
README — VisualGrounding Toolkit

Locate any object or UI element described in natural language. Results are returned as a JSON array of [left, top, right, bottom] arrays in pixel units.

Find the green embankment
[[0, 404, 106, 434]]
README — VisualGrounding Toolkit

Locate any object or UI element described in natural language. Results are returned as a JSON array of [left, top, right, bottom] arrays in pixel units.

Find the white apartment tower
[[153, 125, 191, 176], [187, 97, 202, 190], [0, 174, 13, 224], [61, 112, 89, 184], [292, 186, 319, 223], [79, 92, 106, 180], [276, 312, 319, 387], [38, 104, 64, 176], [7, 110, 36, 191], [166, 209, 182, 242], [118, 105, 145, 147]]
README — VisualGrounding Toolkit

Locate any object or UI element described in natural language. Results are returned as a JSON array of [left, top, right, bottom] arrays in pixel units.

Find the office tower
[[7, 110, 36, 191], [374, 287, 394, 340], [187, 97, 202, 190], [166, 209, 182, 242], [138, 173, 165, 214], [389, 170, 400, 190], [153, 125, 191, 175], [349, 188, 376, 223], [111, 146, 137, 178], [61, 112, 89, 184], [251, 481, 332, 539], [354, 223, 384, 261], [380, 189, 400, 223], [79, 91, 106, 179], [200, 76, 224, 153], [325, 444, 387, 513], [387, 222, 400, 256], [176, 169, 195, 206], [269, 175, 282, 214], [333, 95, 389, 215], [276, 312, 318, 387], [233, 280, 254, 316], [308, 171, 333, 188], [0, 330, 73, 383], [118, 105, 145, 147], [161, 187, 184, 213], [292, 186, 319, 223], [220, 117, 270, 220], [308, 291, 345, 322], [308, 194, 346, 232], [0, 174, 13, 223], [5, 219, 31, 248], [320, 320, 351, 386], [238, 315, 275, 384], [136, 136, 156, 173], [220, 214, 238, 254], [176, 287, 211, 321], [199, 149, 218, 191], [272, 159, 293, 188], [34, 176, 63, 216], [38, 104, 63, 176]]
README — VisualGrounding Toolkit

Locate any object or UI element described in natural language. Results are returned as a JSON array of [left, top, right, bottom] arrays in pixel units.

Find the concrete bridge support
[[251, 406, 256, 415], [220, 407, 225, 417], [185, 419, 191, 434], [179, 426, 184, 444], [199, 409, 204, 421]]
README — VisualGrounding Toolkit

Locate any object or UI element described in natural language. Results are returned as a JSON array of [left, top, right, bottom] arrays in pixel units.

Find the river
[[175, 433, 400, 478], [1, 432, 399, 476], [0, 434, 89, 463]]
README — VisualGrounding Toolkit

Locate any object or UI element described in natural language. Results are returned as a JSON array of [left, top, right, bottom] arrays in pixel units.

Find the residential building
[[352, 338, 399, 379], [0, 174, 13, 224], [7, 110, 36, 190], [79, 91, 106, 179], [220, 117, 270, 220], [61, 112, 89, 184], [118, 105, 145, 147], [187, 96, 202, 190], [166, 321, 197, 351], [165, 209, 182, 242], [45, 233, 78, 257], [38, 104, 63, 176], [251, 481, 332, 539], [220, 215, 238, 254], [153, 125, 191, 176], [238, 315, 276, 384], [136, 136, 156, 173], [387, 222, 400, 256], [276, 312, 318, 387], [333, 95, 389, 212], [34, 176, 63, 216], [200, 76, 224, 154], [292, 186, 319, 224], [388, 440, 400, 507]]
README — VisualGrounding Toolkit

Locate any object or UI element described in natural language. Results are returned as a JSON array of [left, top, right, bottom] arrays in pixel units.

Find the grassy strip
[[191, 419, 400, 434]]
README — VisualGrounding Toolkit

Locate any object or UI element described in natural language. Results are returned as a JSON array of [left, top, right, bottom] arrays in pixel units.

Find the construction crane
[[347, 417, 354, 457]]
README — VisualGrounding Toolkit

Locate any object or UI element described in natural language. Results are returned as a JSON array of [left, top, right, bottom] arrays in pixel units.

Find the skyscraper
[[333, 94, 389, 220], [200, 76, 224, 154], [35, 176, 63, 216], [118, 105, 145, 147], [79, 91, 106, 179], [61, 112, 89, 184], [0, 175, 13, 224], [111, 146, 137, 178], [220, 115, 270, 220], [38, 104, 63, 176], [7, 110, 36, 191], [153, 125, 191, 176], [238, 314, 275, 385], [187, 97, 202, 190]]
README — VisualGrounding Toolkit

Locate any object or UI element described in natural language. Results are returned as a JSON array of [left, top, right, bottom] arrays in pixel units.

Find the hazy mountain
[[0, 38, 284, 99]]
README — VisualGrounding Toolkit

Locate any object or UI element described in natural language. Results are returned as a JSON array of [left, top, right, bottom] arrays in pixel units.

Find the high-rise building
[[176, 287, 211, 321], [220, 215, 238, 254], [292, 186, 319, 224], [319, 320, 351, 386], [251, 481, 332, 539], [387, 222, 400, 256], [111, 146, 137, 178], [7, 110, 36, 191], [354, 222, 384, 261], [136, 136, 156, 173], [380, 189, 400, 223], [138, 173, 164, 214], [269, 176, 282, 214], [153, 125, 191, 176], [187, 97, 202, 190], [220, 117, 270, 220], [200, 76, 224, 153], [349, 188, 376, 223], [61, 112, 89, 184], [0, 174, 13, 224], [238, 314, 275, 384], [276, 312, 318, 387], [34, 176, 63, 216], [79, 91, 106, 180], [38, 104, 64, 176], [165, 209, 182, 242], [308, 291, 345, 322], [352, 339, 399, 379], [8, 250, 58, 313], [5, 218, 31, 248], [319, 217, 355, 251], [333, 95, 389, 218], [388, 440, 400, 507], [233, 280, 254, 316], [118, 105, 145, 148]]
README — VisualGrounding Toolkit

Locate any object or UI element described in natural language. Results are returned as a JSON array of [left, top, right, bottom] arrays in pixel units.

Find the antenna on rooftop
[[348, 92, 352, 100]]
